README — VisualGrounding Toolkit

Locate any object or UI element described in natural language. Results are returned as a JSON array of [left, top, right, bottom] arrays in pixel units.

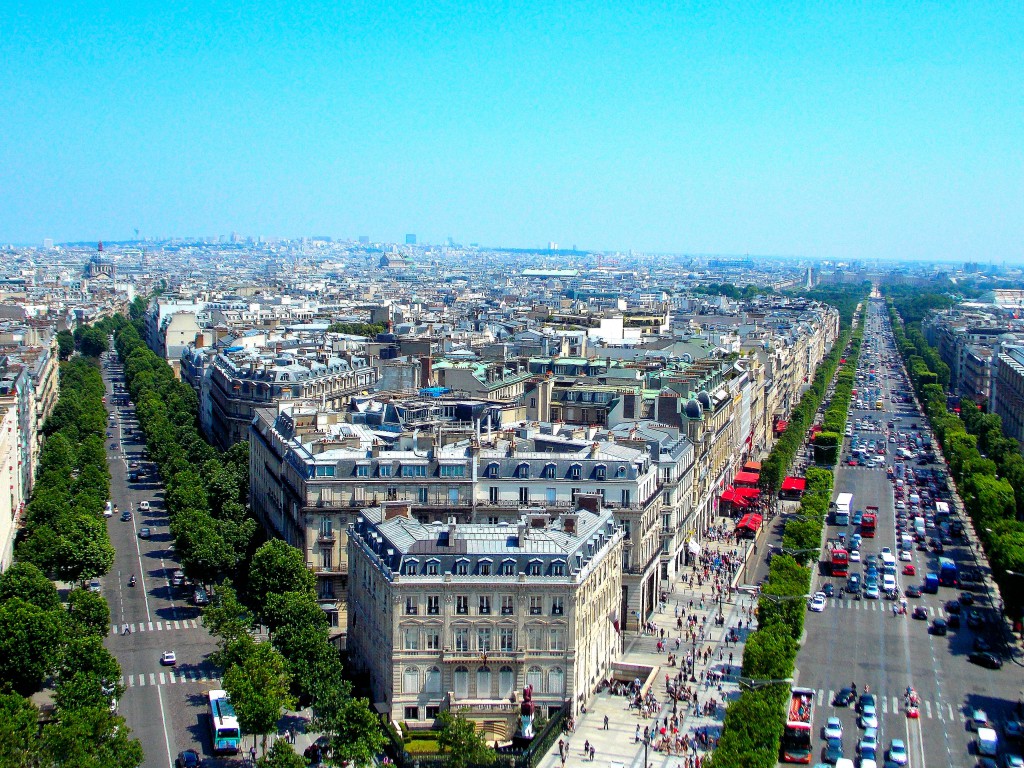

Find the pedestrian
[[589, 745, 596, 762], [604, 715, 609, 730], [250, 746, 257, 763], [635, 724, 641, 743]]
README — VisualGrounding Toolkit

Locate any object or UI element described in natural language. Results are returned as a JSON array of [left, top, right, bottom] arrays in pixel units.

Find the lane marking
[[925, 700, 932, 718], [159, 672, 166, 685], [149, 673, 156, 686]]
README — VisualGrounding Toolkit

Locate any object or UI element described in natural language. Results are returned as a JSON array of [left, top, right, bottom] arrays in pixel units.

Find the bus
[[938, 557, 958, 587], [935, 500, 951, 520], [207, 690, 241, 754], [781, 687, 815, 763], [831, 547, 849, 577], [860, 508, 877, 538]]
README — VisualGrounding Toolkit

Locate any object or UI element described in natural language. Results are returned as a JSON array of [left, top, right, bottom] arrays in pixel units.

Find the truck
[[923, 573, 939, 593], [938, 557, 957, 587], [834, 493, 853, 526], [781, 687, 814, 763], [861, 507, 878, 538]]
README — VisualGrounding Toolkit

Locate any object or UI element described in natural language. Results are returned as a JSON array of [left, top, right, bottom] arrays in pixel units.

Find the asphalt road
[[797, 300, 1023, 768], [99, 346, 222, 768]]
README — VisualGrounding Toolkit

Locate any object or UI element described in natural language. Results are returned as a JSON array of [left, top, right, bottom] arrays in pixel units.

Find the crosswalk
[[816, 689, 959, 721], [120, 669, 222, 688], [815, 600, 940, 615], [111, 619, 201, 636]]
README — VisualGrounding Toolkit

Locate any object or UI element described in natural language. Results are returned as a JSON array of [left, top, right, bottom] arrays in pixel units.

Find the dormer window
[[426, 559, 440, 576], [569, 464, 582, 480], [454, 559, 469, 576], [485, 462, 500, 479], [477, 559, 492, 576], [551, 561, 565, 577], [516, 463, 530, 479], [542, 463, 557, 479], [595, 464, 607, 480], [616, 465, 627, 478], [528, 560, 542, 576], [500, 559, 516, 575]]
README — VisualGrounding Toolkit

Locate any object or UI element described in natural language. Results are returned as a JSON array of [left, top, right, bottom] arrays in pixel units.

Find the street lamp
[[737, 676, 794, 691]]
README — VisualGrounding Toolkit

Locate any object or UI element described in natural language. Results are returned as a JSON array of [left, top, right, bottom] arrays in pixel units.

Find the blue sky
[[1, 1, 1022, 260]]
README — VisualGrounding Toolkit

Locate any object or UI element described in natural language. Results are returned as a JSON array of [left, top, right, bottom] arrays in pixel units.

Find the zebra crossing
[[815, 688, 959, 721], [120, 669, 222, 688], [828, 600, 937, 615], [111, 618, 201, 635]]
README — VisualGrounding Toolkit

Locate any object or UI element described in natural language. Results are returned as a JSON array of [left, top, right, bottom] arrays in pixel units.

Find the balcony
[[317, 530, 336, 544]]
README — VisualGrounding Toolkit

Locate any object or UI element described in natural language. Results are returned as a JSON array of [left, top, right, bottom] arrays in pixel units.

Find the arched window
[[485, 463, 500, 478], [594, 464, 607, 480], [425, 667, 442, 694], [403, 667, 420, 694], [454, 667, 469, 699], [499, 666, 515, 698], [548, 667, 565, 695], [616, 465, 627, 478], [500, 559, 516, 576], [476, 666, 492, 698], [454, 558, 469, 576], [543, 463, 557, 479], [526, 666, 544, 693], [569, 463, 582, 480], [516, 462, 530, 479]]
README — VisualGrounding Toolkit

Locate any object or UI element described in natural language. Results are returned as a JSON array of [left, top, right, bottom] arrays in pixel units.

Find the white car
[[888, 739, 908, 765], [824, 716, 844, 740], [809, 593, 827, 612], [859, 726, 879, 749], [899, 550, 912, 562], [849, 550, 861, 562], [138, 501, 150, 511]]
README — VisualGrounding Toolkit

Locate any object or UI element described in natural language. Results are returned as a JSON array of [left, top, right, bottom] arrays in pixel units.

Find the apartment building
[[346, 500, 623, 730], [993, 345, 1024, 449]]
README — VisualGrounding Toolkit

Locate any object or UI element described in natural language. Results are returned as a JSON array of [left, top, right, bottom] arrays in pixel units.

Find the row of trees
[[326, 322, 386, 337], [1, 349, 143, 764], [712, 308, 865, 767], [105, 311, 385, 766], [885, 296, 1024, 621]]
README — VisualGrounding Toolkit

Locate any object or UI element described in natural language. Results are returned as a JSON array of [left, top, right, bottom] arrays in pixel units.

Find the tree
[[312, 692, 386, 768], [0, 561, 61, 611], [248, 540, 316, 617], [202, 582, 254, 646], [39, 707, 144, 768], [65, 588, 111, 637], [222, 642, 294, 755], [56, 330, 75, 360], [53, 636, 123, 712], [53, 513, 115, 583], [436, 710, 496, 768], [257, 738, 308, 768], [0, 598, 62, 696], [0, 693, 40, 766]]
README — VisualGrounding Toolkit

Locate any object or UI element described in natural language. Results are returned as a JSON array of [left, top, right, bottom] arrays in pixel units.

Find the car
[[160, 651, 177, 666], [930, 618, 948, 635], [1005, 719, 1024, 742], [912, 606, 928, 620], [824, 736, 844, 764], [905, 584, 922, 598], [809, 594, 827, 612], [106, 431, 112, 437], [120, 510, 132, 521], [849, 550, 861, 562], [857, 693, 877, 713], [881, 547, 892, 556], [902, 564, 916, 576], [888, 739, 908, 766], [858, 728, 879, 754], [947, 613, 960, 628], [860, 704, 879, 729], [175, 749, 201, 768], [833, 687, 857, 707], [824, 717, 844, 740], [88, 579, 101, 593], [967, 609, 986, 629], [138, 501, 150, 512], [945, 599, 961, 614], [1002, 755, 1024, 768], [138, 527, 151, 539], [970, 709, 992, 731], [822, 583, 835, 597], [864, 584, 880, 599], [192, 588, 209, 606], [968, 651, 1003, 669]]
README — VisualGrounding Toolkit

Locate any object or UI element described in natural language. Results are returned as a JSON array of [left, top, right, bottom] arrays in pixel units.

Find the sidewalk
[[536, 537, 761, 768]]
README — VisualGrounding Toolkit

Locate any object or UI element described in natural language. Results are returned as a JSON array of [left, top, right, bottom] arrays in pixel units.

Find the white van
[[914, 516, 926, 538], [104, 501, 113, 518], [901, 534, 913, 552]]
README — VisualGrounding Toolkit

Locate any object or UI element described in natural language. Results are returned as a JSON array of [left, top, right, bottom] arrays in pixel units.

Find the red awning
[[737, 512, 763, 530], [743, 461, 762, 472], [720, 489, 749, 506], [734, 471, 760, 486], [781, 476, 807, 492], [734, 487, 761, 499]]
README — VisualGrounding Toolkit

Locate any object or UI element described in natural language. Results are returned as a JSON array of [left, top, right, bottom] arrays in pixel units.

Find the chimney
[[448, 516, 457, 541], [517, 522, 528, 545], [383, 501, 412, 521], [576, 493, 602, 514], [590, 441, 600, 457]]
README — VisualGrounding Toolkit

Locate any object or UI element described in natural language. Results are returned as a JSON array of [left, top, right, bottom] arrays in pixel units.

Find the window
[[417, 488, 428, 503], [487, 516, 499, 525], [403, 667, 420, 694], [499, 666, 515, 697], [440, 465, 465, 477], [476, 667, 491, 698], [500, 595, 514, 615], [489, 486, 499, 503], [426, 706, 440, 719], [548, 667, 565, 694], [500, 627, 515, 651], [379, 464, 391, 477], [485, 463, 500, 478], [479, 595, 491, 615], [454, 667, 469, 698], [405, 706, 420, 720], [530, 397, 537, 408], [526, 627, 542, 650], [356, 464, 369, 477], [616, 465, 627, 478], [404, 629, 419, 650], [405, 597, 418, 615], [528, 560, 542, 576], [425, 667, 441, 693], [426, 560, 439, 576], [551, 561, 565, 576], [402, 464, 427, 477], [516, 463, 530, 479], [427, 595, 440, 615], [519, 487, 529, 504], [456, 596, 469, 614], [315, 465, 336, 477], [477, 627, 492, 652], [621, 520, 631, 540], [478, 560, 491, 576], [551, 597, 564, 616], [549, 628, 565, 650], [526, 666, 543, 692], [454, 560, 469, 576], [662, 513, 671, 530], [501, 560, 516, 576], [403, 561, 418, 576], [454, 627, 469, 652], [529, 596, 542, 615], [570, 464, 582, 480], [663, 491, 673, 506], [542, 463, 556, 479], [595, 464, 606, 480], [426, 631, 440, 650], [321, 549, 333, 570], [621, 489, 631, 506]]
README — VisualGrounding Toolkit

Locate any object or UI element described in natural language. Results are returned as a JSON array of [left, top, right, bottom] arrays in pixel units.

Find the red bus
[[831, 548, 849, 577], [781, 687, 815, 763], [861, 511, 877, 538]]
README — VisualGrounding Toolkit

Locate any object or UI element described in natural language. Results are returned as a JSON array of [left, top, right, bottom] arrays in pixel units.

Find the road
[[99, 343, 222, 768], [796, 300, 1023, 767]]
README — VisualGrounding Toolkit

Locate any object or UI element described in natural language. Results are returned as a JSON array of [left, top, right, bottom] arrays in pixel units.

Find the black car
[[945, 600, 961, 614], [822, 583, 835, 597], [120, 510, 132, 522], [946, 613, 960, 629], [966, 610, 985, 629], [905, 584, 922, 598], [967, 651, 1002, 669], [833, 687, 856, 706], [857, 693, 876, 712], [959, 592, 975, 606], [930, 618, 948, 635], [175, 749, 201, 768]]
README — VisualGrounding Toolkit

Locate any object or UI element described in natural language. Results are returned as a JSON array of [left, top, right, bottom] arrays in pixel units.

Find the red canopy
[[737, 512, 763, 531], [743, 461, 762, 472], [734, 486, 761, 498], [781, 476, 807, 492], [720, 488, 749, 506], [774, 420, 788, 433], [734, 471, 760, 486]]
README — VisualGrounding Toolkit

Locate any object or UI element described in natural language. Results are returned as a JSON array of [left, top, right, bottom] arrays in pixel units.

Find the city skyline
[[2, 2, 1023, 260]]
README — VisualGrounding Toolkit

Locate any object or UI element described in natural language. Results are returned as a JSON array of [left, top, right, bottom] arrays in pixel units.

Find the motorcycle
[[128, 575, 136, 587]]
